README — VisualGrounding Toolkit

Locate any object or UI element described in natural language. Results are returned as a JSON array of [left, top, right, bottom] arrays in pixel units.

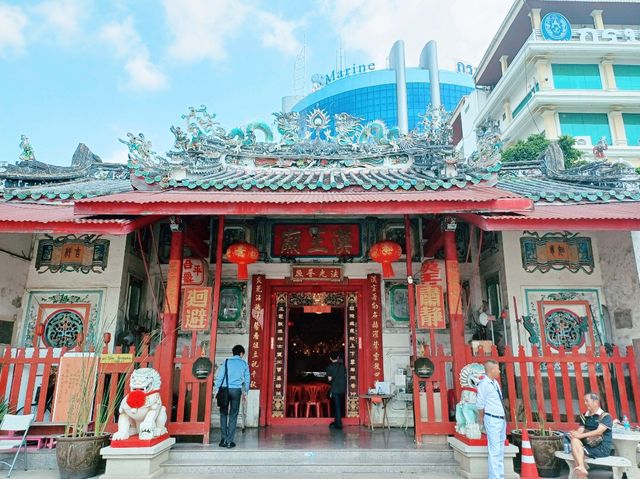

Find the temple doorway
[[263, 282, 365, 426], [285, 306, 345, 419]]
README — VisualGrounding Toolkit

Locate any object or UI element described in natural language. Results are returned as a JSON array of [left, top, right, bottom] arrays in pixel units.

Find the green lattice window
[[623, 113, 640, 146], [559, 113, 611, 145]]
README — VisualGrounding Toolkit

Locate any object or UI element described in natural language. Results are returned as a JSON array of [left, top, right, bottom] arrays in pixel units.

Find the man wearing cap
[[476, 359, 506, 479]]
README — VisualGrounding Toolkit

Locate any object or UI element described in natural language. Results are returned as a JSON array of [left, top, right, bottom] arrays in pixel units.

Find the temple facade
[[0, 105, 639, 444]]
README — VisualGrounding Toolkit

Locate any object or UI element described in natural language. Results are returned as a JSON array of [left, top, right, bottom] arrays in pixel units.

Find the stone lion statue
[[455, 362, 485, 439], [112, 368, 168, 441]]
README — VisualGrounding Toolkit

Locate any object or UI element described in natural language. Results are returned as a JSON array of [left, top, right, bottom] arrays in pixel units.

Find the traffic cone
[[520, 428, 540, 479]]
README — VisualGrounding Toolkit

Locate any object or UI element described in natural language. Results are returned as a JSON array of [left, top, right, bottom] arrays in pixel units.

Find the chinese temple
[[1, 105, 640, 448]]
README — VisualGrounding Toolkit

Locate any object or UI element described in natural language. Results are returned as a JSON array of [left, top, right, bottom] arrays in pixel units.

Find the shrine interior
[[285, 306, 345, 418]]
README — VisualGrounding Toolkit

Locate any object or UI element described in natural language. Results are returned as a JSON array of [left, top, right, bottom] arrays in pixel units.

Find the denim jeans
[[220, 388, 242, 444], [331, 392, 345, 427]]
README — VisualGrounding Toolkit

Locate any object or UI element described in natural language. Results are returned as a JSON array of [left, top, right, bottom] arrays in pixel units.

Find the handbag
[[216, 359, 229, 409]]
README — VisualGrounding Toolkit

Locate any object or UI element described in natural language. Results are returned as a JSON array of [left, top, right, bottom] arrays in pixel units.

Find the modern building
[[286, 41, 474, 133], [453, 0, 640, 165]]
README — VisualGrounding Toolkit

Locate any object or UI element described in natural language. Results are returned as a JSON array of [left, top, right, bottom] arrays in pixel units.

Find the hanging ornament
[[369, 240, 402, 278], [226, 242, 259, 280]]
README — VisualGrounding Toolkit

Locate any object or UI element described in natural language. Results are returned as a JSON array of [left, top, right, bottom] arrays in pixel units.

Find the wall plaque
[[291, 265, 343, 282], [272, 223, 361, 258], [520, 232, 594, 274], [36, 234, 109, 273]]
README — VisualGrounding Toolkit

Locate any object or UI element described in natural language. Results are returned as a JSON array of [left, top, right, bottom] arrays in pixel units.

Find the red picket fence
[[413, 343, 640, 441], [0, 343, 211, 442]]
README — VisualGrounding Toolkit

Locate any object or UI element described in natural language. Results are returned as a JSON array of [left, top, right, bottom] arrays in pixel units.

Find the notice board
[[52, 352, 98, 423]]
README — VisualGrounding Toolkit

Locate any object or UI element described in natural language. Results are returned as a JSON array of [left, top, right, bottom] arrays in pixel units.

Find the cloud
[[163, 0, 302, 62], [257, 12, 303, 56], [125, 56, 168, 91], [32, 0, 85, 44], [99, 17, 168, 91], [0, 3, 28, 57], [163, 0, 250, 62], [320, 0, 512, 69]]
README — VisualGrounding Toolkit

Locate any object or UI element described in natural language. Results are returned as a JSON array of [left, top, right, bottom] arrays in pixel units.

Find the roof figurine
[[19, 135, 36, 162]]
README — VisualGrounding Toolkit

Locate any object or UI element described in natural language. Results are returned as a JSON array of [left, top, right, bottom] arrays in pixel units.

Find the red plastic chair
[[286, 385, 302, 418], [303, 384, 324, 418], [319, 384, 331, 417]]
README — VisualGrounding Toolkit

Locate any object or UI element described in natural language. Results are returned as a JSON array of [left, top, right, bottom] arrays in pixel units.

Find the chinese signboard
[[346, 293, 360, 417], [100, 354, 134, 364], [272, 223, 361, 258], [367, 274, 384, 383], [291, 265, 343, 282], [418, 260, 446, 329], [182, 258, 207, 285], [271, 293, 287, 417], [520, 232, 594, 274], [248, 275, 265, 389], [181, 286, 212, 331], [36, 234, 109, 273], [416, 284, 446, 329]]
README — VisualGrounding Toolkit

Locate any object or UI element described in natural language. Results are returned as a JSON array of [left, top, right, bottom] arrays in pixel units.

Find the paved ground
[[0, 469, 619, 478]]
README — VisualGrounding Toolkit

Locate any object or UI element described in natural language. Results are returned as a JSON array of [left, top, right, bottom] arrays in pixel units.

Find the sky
[[0, 0, 513, 166]]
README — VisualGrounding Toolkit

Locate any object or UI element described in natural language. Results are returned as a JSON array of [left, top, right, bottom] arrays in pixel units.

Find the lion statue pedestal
[[100, 368, 174, 479]]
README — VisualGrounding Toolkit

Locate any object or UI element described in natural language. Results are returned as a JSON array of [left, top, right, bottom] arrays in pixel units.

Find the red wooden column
[[208, 216, 225, 370], [444, 225, 466, 397], [159, 218, 184, 408], [404, 215, 418, 359]]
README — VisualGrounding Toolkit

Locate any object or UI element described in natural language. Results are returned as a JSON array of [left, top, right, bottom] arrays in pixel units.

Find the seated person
[[568, 392, 613, 478]]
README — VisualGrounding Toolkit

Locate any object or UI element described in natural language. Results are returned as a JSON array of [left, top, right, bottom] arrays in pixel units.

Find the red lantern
[[369, 240, 402, 278], [226, 242, 259, 280]]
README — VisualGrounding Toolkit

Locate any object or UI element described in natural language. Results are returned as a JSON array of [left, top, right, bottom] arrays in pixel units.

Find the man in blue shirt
[[214, 344, 250, 448], [476, 359, 506, 479]]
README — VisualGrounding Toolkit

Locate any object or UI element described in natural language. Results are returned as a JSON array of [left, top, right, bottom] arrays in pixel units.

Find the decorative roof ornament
[[118, 105, 501, 192], [592, 137, 608, 160], [468, 120, 502, 169], [19, 135, 36, 162], [418, 105, 452, 146]]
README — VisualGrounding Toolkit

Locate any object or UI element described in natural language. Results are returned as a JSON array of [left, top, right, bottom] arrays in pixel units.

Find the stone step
[[162, 448, 458, 475]]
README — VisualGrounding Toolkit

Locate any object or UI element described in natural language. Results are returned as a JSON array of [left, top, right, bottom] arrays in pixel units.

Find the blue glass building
[[291, 68, 474, 131]]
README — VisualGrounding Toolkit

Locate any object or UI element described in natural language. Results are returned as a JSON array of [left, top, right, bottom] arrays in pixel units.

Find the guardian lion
[[112, 368, 167, 441]]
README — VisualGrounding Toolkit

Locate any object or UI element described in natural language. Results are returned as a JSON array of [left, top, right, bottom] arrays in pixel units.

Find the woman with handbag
[[214, 345, 250, 448], [568, 392, 613, 478]]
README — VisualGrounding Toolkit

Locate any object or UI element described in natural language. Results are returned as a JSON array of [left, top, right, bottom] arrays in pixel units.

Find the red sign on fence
[[182, 258, 207, 286], [181, 286, 212, 331]]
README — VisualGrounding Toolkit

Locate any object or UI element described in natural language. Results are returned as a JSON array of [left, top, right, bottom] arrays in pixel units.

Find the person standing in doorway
[[476, 359, 506, 479], [326, 351, 346, 429], [214, 344, 250, 448]]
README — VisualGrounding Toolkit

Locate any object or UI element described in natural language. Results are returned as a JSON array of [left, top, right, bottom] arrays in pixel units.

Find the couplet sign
[[52, 352, 98, 423], [417, 259, 446, 329]]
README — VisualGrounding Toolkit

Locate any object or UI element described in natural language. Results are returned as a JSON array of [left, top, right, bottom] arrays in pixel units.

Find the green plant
[[0, 397, 8, 423], [500, 133, 585, 169]]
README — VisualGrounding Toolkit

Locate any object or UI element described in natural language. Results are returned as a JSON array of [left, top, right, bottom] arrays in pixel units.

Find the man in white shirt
[[476, 359, 506, 479]]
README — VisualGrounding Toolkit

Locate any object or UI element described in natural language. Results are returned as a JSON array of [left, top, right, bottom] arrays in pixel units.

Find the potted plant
[[56, 331, 130, 479], [511, 414, 564, 477]]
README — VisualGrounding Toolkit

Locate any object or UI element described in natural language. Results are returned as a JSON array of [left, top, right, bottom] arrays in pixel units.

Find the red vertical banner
[[248, 274, 266, 389], [417, 260, 446, 329], [367, 274, 384, 384]]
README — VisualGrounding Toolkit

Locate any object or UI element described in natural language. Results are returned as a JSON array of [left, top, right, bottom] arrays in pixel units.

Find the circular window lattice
[[43, 310, 84, 348], [544, 310, 583, 350]]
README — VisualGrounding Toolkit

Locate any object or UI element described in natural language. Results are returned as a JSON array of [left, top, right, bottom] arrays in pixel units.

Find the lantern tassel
[[237, 264, 249, 280], [381, 262, 395, 278]]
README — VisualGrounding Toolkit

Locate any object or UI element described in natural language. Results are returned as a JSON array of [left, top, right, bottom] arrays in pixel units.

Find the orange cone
[[520, 429, 540, 479]]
